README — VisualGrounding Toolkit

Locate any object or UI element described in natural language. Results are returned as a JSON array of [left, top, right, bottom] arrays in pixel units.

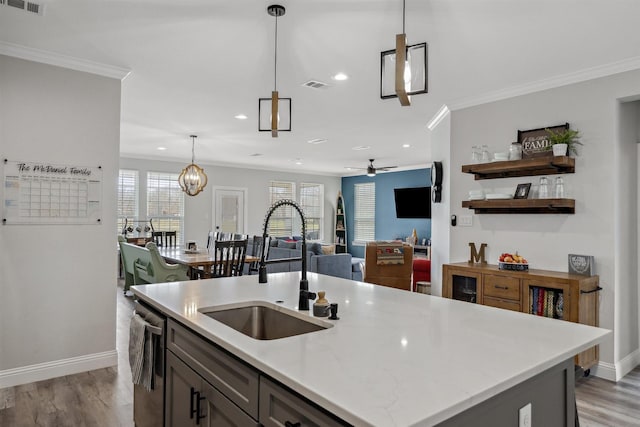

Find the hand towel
[[129, 313, 154, 391]]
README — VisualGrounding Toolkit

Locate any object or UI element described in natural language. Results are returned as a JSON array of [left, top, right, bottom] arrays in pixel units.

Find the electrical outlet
[[519, 403, 532, 427], [458, 215, 473, 227]]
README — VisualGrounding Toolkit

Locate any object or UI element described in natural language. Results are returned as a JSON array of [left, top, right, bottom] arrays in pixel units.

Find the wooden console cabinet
[[442, 262, 601, 371]]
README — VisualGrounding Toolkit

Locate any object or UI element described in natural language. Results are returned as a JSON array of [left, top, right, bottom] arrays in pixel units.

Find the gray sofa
[[247, 238, 360, 280]]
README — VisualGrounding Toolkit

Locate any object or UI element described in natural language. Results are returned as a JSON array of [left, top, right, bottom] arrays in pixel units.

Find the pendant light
[[259, 4, 291, 137], [380, 0, 428, 106], [178, 135, 208, 196]]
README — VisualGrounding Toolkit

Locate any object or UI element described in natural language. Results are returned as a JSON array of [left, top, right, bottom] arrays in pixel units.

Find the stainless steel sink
[[200, 302, 332, 340]]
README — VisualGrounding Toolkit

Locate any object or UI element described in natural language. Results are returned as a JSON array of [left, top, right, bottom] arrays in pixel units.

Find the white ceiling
[[1, 0, 640, 176]]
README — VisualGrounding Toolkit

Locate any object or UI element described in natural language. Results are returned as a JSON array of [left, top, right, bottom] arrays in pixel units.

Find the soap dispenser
[[313, 291, 330, 317]]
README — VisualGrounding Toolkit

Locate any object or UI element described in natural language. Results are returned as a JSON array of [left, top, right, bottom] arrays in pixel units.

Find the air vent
[[2, 0, 44, 15], [302, 80, 329, 90]]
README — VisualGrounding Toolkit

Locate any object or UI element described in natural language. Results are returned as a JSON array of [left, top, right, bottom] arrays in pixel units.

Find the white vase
[[552, 144, 568, 156]]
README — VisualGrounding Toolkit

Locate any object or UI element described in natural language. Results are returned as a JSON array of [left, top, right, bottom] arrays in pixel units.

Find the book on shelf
[[530, 286, 564, 319]]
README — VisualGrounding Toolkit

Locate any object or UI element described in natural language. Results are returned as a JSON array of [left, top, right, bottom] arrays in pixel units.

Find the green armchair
[[118, 236, 189, 293], [142, 241, 190, 283]]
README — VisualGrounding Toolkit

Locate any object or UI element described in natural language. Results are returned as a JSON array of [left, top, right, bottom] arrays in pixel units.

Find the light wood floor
[[0, 283, 638, 426]]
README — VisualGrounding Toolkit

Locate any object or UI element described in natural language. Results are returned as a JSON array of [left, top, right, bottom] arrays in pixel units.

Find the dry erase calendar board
[[3, 160, 102, 225]]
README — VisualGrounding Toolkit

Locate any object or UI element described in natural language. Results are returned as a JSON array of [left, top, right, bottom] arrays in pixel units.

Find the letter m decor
[[468, 242, 487, 264]]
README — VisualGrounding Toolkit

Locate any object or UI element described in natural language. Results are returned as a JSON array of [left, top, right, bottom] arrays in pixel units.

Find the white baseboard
[[615, 349, 640, 381], [591, 361, 617, 381], [0, 350, 118, 389], [590, 349, 640, 382]]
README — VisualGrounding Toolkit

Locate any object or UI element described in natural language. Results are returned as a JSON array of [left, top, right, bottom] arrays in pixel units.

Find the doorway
[[212, 187, 247, 235]]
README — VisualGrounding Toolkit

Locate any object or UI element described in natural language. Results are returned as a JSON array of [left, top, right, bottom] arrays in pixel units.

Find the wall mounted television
[[394, 187, 431, 218]]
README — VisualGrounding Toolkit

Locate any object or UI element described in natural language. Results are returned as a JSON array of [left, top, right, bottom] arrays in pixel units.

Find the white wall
[[0, 55, 121, 386], [119, 157, 341, 247], [442, 69, 640, 380], [429, 112, 452, 296], [616, 100, 639, 364]]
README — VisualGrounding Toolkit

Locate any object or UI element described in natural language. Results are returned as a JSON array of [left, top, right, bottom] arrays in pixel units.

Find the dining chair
[[151, 231, 164, 247], [164, 231, 177, 247], [363, 241, 414, 291], [211, 239, 248, 277], [206, 231, 215, 250], [248, 236, 264, 275]]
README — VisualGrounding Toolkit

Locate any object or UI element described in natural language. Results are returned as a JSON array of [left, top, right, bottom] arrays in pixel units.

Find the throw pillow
[[279, 241, 297, 249], [308, 242, 322, 255], [321, 244, 335, 255]]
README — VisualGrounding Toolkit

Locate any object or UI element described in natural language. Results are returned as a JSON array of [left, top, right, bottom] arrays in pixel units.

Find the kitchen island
[[132, 272, 609, 426]]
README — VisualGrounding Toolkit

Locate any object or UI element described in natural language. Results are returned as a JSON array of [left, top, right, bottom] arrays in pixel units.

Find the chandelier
[[178, 135, 208, 196]]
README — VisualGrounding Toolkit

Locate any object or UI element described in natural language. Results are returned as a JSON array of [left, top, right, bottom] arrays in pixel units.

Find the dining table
[[157, 246, 259, 279]]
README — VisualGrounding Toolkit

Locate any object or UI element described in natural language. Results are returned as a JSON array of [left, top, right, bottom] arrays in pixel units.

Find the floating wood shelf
[[461, 156, 575, 180], [461, 198, 575, 214]]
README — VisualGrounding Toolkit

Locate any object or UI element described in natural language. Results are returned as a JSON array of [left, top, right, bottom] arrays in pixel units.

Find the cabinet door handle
[[285, 422, 301, 427], [190, 387, 197, 419], [196, 393, 206, 425], [494, 285, 509, 290]]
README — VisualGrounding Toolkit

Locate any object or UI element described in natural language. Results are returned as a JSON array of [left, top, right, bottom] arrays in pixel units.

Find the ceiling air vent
[[3, 0, 45, 15], [302, 80, 329, 90]]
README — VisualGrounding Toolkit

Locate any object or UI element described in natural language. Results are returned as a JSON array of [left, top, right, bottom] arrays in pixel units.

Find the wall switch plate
[[458, 215, 473, 227], [519, 403, 532, 427]]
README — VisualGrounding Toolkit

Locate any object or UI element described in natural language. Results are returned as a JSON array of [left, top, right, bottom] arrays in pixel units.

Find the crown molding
[[0, 41, 130, 80], [447, 55, 640, 112], [426, 104, 450, 131]]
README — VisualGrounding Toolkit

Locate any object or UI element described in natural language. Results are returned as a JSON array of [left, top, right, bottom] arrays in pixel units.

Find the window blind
[[147, 171, 185, 244], [117, 169, 138, 235], [354, 182, 375, 242], [300, 183, 324, 240], [268, 181, 295, 237]]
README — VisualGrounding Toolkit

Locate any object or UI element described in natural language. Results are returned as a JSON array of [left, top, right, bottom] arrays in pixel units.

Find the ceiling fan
[[347, 159, 398, 177]]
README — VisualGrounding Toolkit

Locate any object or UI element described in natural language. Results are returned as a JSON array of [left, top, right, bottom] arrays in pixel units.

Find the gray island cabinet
[[132, 271, 609, 427], [165, 318, 343, 426]]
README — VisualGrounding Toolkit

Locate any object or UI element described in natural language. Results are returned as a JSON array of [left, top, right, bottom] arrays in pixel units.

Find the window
[[147, 172, 185, 244], [354, 182, 375, 242], [268, 181, 295, 237], [299, 183, 324, 240], [117, 169, 138, 235]]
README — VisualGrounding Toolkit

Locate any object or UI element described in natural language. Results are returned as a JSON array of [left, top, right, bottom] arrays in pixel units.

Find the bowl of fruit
[[498, 252, 529, 271]]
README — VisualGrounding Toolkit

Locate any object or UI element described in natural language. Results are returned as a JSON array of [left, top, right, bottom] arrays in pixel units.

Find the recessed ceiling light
[[402, 144, 411, 148], [307, 138, 327, 145], [333, 72, 349, 81], [234, 114, 248, 120], [157, 147, 167, 151], [295, 160, 303, 165], [352, 145, 371, 151]]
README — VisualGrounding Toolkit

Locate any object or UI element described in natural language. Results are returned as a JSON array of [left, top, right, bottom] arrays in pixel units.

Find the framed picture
[[514, 183, 531, 199], [518, 122, 569, 158]]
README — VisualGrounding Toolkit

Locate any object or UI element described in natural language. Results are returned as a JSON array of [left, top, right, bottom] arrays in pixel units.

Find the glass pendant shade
[[380, 40, 427, 101], [259, 95, 291, 135], [178, 135, 208, 196]]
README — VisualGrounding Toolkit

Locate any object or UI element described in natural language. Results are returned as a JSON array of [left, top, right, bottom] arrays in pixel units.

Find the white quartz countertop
[[132, 272, 609, 426]]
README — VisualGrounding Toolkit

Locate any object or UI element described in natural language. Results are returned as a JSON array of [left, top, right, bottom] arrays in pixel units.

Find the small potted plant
[[545, 128, 583, 156]]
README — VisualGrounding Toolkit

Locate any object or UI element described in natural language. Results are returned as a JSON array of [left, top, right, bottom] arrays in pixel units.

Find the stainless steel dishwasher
[[132, 300, 166, 427]]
